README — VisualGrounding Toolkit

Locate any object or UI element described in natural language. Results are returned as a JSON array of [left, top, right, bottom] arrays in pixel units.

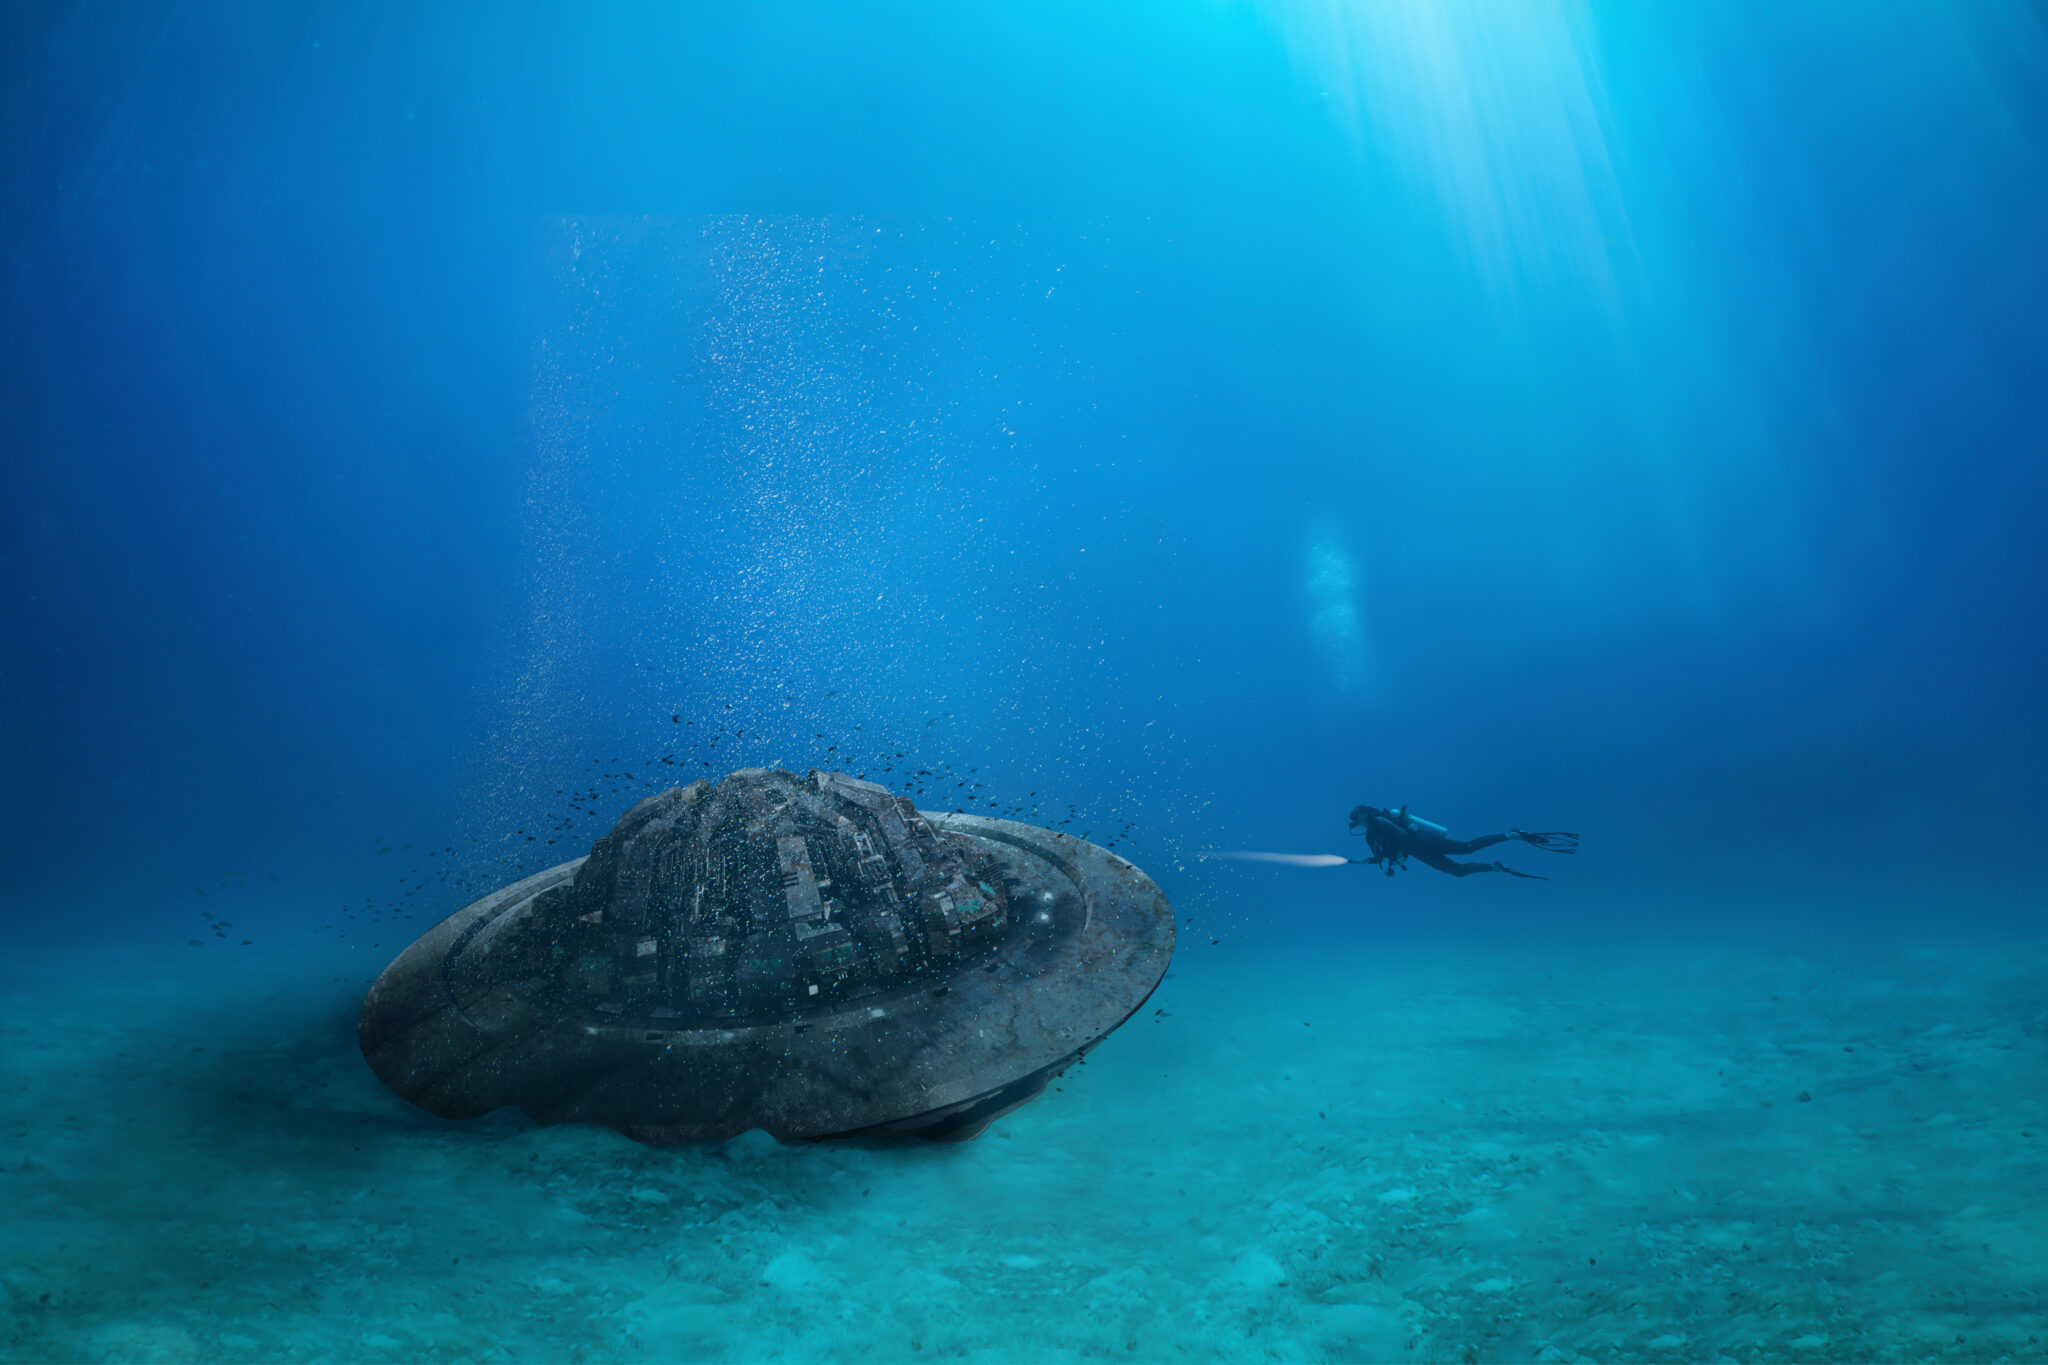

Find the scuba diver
[[1348, 805, 1579, 879]]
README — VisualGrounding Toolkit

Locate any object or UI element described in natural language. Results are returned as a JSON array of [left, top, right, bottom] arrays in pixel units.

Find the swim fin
[[1512, 831, 1579, 854], [1492, 861, 1549, 880]]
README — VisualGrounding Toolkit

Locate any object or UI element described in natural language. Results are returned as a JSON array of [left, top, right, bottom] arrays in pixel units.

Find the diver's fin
[[1516, 831, 1579, 854], [1493, 861, 1549, 880]]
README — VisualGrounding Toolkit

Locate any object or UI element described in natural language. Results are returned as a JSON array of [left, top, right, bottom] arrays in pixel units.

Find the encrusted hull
[[359, 810, 1174, 1142]]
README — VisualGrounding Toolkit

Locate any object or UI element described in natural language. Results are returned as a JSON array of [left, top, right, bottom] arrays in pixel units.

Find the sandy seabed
[[3, 931, 2045, 1363]]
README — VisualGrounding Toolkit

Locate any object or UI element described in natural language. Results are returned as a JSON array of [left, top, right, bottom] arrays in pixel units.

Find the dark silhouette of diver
[[1348, 805, 1579, 880]]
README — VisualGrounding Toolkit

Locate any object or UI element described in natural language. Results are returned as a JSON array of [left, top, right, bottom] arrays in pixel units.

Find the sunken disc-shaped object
[[359, 768, 1175, 1142]]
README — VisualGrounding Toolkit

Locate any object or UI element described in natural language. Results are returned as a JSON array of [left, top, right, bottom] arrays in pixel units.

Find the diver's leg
[[1416, 851, 1548, 880], [1435, 832, 1513, 855], [1414, 852, 1500, 878]]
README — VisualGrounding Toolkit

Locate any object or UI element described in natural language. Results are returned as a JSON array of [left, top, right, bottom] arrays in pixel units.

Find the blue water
[[4, 3, 2046, 1360]]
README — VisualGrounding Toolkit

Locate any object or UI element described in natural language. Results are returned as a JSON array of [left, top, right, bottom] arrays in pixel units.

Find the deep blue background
[[4, 1, 2044, 957]]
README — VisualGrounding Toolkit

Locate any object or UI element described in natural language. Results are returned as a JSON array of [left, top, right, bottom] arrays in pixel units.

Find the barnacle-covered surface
[[358, 769, 1175, 1143], [504, 768, 1016, 1025]]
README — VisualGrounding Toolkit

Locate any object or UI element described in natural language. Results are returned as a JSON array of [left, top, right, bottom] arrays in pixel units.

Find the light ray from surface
[[1259, 0, 1633, 304]]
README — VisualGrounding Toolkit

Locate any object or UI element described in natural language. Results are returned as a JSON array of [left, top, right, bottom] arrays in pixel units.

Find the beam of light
[[1198, 851, 1354, 867], [1258, 0, 1633, 305]]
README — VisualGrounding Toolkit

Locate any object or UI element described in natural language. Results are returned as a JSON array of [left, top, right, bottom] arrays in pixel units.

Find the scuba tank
[[1392, 806, 1448, 841]]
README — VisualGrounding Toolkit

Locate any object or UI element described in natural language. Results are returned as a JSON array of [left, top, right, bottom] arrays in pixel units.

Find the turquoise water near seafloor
[[4, 3, 2047, 1361], [7, 937, 2048, 1361]]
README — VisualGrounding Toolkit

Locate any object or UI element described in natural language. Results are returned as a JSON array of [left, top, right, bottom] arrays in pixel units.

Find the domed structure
[[358, 768, 1175, 1142]]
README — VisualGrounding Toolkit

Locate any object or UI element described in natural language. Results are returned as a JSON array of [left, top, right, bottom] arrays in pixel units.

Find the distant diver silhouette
[[1347, 805, 1579, 880], [1197, 808, 1579, 881]]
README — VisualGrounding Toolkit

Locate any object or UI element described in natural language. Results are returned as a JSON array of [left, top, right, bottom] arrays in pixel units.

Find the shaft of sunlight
[[1261, 0, 1634, 307]]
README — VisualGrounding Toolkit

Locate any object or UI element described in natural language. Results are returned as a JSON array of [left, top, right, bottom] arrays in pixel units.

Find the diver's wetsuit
[[1348, 805, 1577, 880]]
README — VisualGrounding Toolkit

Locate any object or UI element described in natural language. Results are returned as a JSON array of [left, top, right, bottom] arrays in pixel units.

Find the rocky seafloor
[[4, 931, 2044, 1362]]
